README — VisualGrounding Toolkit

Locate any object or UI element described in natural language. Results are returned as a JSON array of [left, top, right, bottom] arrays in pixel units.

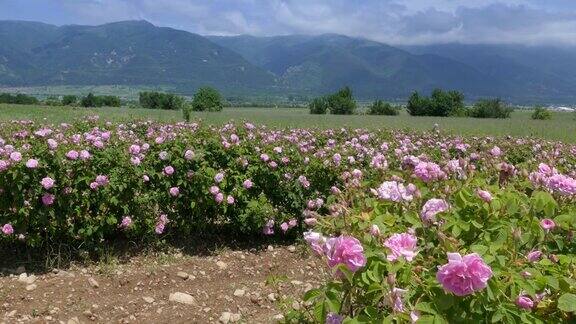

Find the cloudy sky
[[1, 0, 576, 45]]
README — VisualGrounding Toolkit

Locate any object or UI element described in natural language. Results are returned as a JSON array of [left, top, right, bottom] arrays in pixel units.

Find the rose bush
[[288, 153, 575, 322], [0, 117, 575, 323]]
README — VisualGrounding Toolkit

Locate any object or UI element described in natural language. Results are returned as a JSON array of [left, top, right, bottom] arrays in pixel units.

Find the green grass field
[[1, 103, 575, 142]]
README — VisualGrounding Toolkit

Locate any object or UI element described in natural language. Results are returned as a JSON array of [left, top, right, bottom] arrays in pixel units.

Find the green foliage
[[309, 97, 328, 114], [139, 91, 184, 110], [368, 100, 399, 115], [407, 89, 465, 117], [310, 87, 356, 115], [469, 98, 513, 118], [182, 103, 192, 122], [43, 96, 61, 107], [80, 93, 121, 107], [191, 87, 224, 112], [531, 106, 552, 120], [327, 87, 356, 115], [61, 95, 78, 106], [0, 93, 39, 105]]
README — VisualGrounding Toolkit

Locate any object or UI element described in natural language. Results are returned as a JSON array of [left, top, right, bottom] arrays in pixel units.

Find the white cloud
[[6, 0, 576, 45]]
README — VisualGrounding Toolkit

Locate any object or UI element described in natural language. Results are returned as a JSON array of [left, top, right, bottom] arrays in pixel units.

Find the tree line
[[309, 87, 557, 119]]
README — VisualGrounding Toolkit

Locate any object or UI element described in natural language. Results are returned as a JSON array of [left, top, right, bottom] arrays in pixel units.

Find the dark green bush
[[531, 106, 552, 120], [191, 87, 224, 112], [468, 98, 513, 118], [80, 93, 121, 107], [327, 87, 356, 115], [407, 89, 465, 117], [139, 91, 184, 110], [309, 97, 328, 114], [61, 95, 78, 106], [0, 93, 39, 105], [368, 100, 399, 115]]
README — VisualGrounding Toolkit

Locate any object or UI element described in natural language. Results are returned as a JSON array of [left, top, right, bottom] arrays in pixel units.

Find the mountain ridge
[[1, 20, 576, 103]]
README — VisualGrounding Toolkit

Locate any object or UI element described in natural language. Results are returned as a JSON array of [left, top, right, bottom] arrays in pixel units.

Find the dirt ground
[[0, 244, 325, 324]]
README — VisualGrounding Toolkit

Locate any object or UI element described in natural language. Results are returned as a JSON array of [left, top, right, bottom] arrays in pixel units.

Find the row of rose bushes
[[288, 164, 575, 322]]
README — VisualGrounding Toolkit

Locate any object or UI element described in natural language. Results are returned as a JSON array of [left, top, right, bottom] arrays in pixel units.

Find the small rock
[[287, 245, 296, 253], [272, 314, 285, 321], [267, 245, 274, 251], [219, 311, 231, 324], [6, 310, 17, 317], [291, 280, 302, 286], [176, 271, 189, 280], [216, 261, 228, 270], [169, 292, 197, 305], [18, 273, 37, 284], [230, 313, 241, 322], [233, 289, 246, 297], [143, 297, 155, 304], [67, 317, 82, 324], [25, 284, 37, 291], [292, 301, 301, 310], [267, 293, 277, 302], [88, 277, 99, 288]]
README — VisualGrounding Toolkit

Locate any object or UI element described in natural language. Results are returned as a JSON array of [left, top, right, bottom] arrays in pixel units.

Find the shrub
[[139, 92, 184, 110], [44, 96, 61, 106], [191, 87, 224, 112], [309, 97, 328, 114], [0, 93, 39, 105], [531, 106, 552, 120], [80, 93, 121, 107], [407, 89, 465, 117], [469, 98, 513, 118], [61, 95, 78, 106], [368, 100, 399, 115], [327, 87, 356, 115]]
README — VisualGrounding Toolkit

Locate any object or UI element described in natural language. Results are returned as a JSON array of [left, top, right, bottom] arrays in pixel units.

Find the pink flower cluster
[[420, 198, 450, 224], [529, 163, 576, 196], [414, 161, 446, 183], [304, 232, 366, 276], [436, 252, 493, 296], [383, 233, 418, 262], [372, 181, 416, 202]]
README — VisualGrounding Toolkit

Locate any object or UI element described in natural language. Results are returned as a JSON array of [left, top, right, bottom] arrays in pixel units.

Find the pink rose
[[436, 252, 492, 296], [539, 219, 555, 232], [169, 187, 180, 197], [324, 236, 366, 274], [384, 233, 418, 262], [516, 295, 534, 310], [477, 189, 492, 203], [26, 159, 39, 169], [2, 223, 14, 235], [41, 177, 55, 190]]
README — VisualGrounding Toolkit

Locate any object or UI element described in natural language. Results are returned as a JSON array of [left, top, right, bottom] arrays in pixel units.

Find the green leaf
[[557, 293, 576, 312], [303, 288, 321, 302]]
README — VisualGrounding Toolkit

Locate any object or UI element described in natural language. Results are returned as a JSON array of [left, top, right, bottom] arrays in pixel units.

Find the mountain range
[[1, 20, 576, 103]]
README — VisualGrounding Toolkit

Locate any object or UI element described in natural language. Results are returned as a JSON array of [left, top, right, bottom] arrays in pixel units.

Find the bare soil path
[[0, 244, 324, 323]]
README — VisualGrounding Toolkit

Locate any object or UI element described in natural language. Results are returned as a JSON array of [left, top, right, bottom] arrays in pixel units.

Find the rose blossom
[[436, 252, 492, 296], [516, 295, 534, 310], [324, 236, 366, 274], [420, 199, 450, 224], [119, 216, 132, 229], [304, 231, 325, 255], [214, 172, 224, 183], [41, 177, 55, 190], [42, 193, 55, 206], [539, 219, 555, 232], [243, 179, 253, 189], [163, 166, 174, 176], [263, 219, 274, 235], [26, 159, 39, 169], [477, 189, 492, 203], [527, 250, 542, 262], [384, 233, 418, 262], [2, 223, 14, 235], [169, 187, 180, 197]]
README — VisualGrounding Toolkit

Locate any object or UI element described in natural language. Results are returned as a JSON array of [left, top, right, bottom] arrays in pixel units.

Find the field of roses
[[0, 116, 575, 322]]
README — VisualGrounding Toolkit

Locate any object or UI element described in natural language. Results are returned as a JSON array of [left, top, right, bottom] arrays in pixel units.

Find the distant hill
[[0, 20, 275, 93], [1, 20, 576, 103]]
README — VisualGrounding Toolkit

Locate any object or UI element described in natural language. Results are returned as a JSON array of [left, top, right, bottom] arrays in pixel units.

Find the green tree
[[368, 100, 399, 115], [139, 91, 184, 110], [309, 97, 328, 114], [61, 95, 77, 106], [81, 93, 98, 107], [327, 86, 356, 115], [531, 106, 552, 120], [469, 98, 513, 118], [407, 89, 465, 117], [191, 87, 223, 112]]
